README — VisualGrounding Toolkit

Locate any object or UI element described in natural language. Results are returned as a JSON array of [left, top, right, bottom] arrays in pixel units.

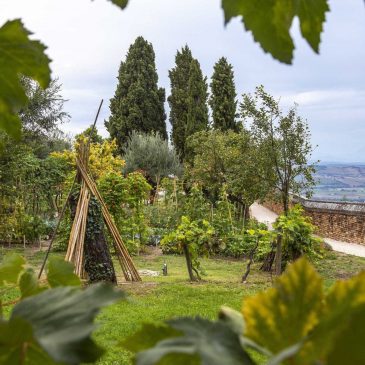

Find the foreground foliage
[[0, 253, 123, 365], [0, 19, 51, 139], [123, 258, 365, 364]]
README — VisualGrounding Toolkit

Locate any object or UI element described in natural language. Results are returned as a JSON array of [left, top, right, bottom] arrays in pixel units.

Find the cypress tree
[[168, 46, 208, 160], [186, 59, 209, 138], [106, 36, 167, 153], [209, 57, 238, 132], [168, 46, 193, 160]]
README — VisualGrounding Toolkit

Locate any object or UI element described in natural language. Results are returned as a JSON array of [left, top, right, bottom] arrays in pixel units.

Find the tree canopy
[[106, 36, 167, 153], [168, 47, 208, 161], [209, 57, 238, 132]]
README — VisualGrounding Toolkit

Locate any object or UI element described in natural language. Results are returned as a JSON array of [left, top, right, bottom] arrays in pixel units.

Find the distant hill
[[315, 164, 365, 188], [312, 164, 365, 202]]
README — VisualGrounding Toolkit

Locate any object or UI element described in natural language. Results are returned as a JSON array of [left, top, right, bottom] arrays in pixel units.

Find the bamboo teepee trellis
[[65, 139, 141, 282], [38, 100, 141, 282]]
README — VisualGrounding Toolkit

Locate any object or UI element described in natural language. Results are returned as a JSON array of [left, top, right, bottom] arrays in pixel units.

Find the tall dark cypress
[[168, 46, 208, 160], [168, 46, 193, 160], [209, 57, 238, 132], [106, 37, 167, 153], [186, 59, 209, 138]]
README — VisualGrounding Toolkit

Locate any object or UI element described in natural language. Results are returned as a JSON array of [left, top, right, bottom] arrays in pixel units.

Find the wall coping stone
[[292, 195, 365, 216]]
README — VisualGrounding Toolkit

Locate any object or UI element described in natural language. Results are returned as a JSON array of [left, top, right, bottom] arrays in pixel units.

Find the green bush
[[274, 205, 323, 263]]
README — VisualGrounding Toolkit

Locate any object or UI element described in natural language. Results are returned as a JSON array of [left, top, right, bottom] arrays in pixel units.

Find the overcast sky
[[1, 0, 365, 162]]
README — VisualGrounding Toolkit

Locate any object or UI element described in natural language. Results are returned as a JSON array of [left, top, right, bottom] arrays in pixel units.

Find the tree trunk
[[260, 247, 276, 272], [242, 240, 258, 282], [274, 234, 283, 275], [182, 243, 197, 281]]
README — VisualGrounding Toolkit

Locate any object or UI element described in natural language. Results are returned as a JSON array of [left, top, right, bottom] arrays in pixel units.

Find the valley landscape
[[313, 164, 365, 202]]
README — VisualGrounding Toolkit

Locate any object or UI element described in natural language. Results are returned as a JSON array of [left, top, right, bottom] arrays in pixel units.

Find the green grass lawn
[[1, 246, 365, 364]]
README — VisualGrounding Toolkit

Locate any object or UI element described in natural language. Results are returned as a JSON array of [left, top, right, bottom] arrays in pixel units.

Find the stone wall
[[263, 197, 365, 245]]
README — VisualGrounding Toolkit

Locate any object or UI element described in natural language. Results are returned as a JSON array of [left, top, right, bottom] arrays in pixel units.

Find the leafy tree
[[241, 85, 316, 274], [186, 130, 272, 212], [241, 85, 316, 214], [106, 36, 167, 153], [53, 138, 125, 181], [168, 47, 208, 160], [17, 80, 71, 159], [75, 125, 103, 144], [20, 77, 69, 140], [161, 216, 214, 281], [209, 57, 238, 132], [123, 131, 182, 187]]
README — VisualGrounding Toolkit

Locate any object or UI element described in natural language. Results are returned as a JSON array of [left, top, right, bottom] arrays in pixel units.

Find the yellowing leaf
[[242, 258, 323, 354]]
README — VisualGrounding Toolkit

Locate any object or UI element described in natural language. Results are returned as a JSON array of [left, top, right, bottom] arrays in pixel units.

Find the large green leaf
[[11, 283, 124, 364], [133, 317, 255, 365], [0, 253, 25, 285], [221, 0, 329, 64], [46, 257, 81, 288], [0, 19, 51, 138], [242, 258, 323, 355]]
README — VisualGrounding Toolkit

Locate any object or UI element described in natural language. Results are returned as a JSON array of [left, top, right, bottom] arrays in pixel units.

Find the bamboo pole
[[76, 158, 141, 282]]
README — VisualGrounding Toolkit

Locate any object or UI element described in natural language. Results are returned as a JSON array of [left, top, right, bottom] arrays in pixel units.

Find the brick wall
[[263, 197, 365, 245]]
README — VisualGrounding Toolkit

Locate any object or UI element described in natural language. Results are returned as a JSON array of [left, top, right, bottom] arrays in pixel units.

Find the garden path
[[250, 202, 365, 258]]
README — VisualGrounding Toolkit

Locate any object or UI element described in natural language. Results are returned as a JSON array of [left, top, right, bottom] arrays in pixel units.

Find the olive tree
[[123, 131, 182, 187]]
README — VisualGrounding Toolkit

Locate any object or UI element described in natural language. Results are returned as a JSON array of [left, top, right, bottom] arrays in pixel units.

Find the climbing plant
[[161, 216, 214, 281]]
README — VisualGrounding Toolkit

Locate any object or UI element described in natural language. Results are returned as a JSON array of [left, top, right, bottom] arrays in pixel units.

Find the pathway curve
[[250, 202, 365, 258]]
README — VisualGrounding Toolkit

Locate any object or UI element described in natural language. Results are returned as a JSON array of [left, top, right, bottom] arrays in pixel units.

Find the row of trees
[[0, 79, 71, 243], [106, 37, 238, 159]]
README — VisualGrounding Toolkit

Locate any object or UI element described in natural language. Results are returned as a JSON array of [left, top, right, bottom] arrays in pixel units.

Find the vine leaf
[[11, 283, 124, 364], [0, 253, 25, 285], [0, 19, 51, 138], [125, 317, 255, 365], [221, 0, 329, 64], [19, 268, 44, 299], [242, 258, 323, 355], [46, 257, 81, 288]]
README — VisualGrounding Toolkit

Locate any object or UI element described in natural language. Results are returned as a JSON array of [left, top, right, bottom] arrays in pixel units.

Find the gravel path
[[250, 202, 365, 258]]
